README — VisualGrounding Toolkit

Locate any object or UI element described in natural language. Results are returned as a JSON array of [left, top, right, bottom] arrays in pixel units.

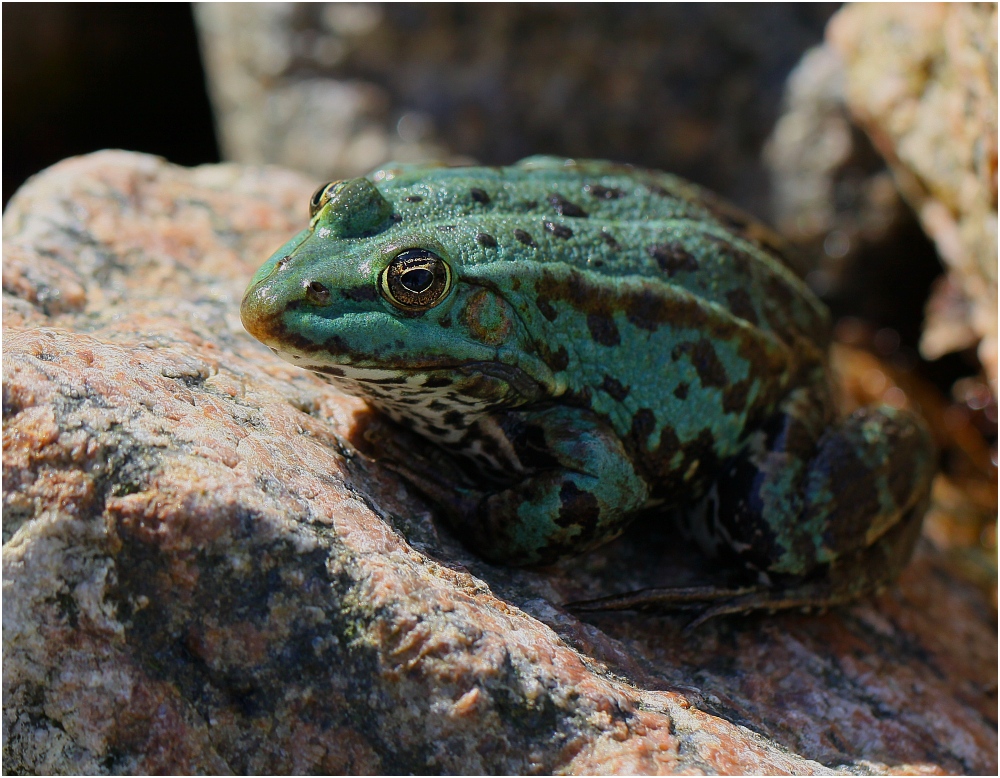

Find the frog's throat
[[282, 351, 563, 406]]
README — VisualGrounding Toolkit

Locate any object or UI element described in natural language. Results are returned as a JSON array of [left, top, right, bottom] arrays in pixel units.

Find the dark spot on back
[[726, 288, 759, 326], [549, 345, 569, 371], [630, 408, 657, 450], [476, 232, 498, 248], [585, 184, 625, 200], [599, 230, 621, 251], [625, 289, 666, 332], [470, 188, 490, 204], [548, 194, 588, 218], [404, 195, 423, 203], [646, 183, 671, 197], [673, 382, 689, 400], [586, 313, 620, 347], [601, 375, 630, 401], [514, 229, 536, 247], [544, 221, 573, 239], [536, 297, 558, 322], [672, 339, 728, 388], [707, 235, 752, 275], [648, 243, 698, 275], [522, 200, 538, 210], [424, 375, 453, 388], [389, 213, 403, 223]]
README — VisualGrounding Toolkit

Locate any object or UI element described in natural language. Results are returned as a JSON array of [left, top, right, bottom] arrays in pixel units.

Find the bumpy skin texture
[[242, 156, 935, 614]]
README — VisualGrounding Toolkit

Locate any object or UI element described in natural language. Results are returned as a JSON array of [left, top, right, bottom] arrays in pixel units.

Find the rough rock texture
[[193, 3, 836, 217], [3, 152, 997, 775], [826, 3, 998, 392]]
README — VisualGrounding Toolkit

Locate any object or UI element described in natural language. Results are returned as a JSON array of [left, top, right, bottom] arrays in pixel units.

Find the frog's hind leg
[[570, 389, 936, 624]]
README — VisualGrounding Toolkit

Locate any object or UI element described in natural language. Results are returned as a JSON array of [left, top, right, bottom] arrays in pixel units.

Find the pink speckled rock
[[3, 152, 996, 774]]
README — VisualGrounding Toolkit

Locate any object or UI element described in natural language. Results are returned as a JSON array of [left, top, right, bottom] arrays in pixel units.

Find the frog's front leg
[[392, 406, 651, 566], [575, 387, 936, 623]]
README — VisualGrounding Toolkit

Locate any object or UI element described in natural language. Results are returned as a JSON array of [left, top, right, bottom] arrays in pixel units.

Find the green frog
[[241, 156, 935, 620]]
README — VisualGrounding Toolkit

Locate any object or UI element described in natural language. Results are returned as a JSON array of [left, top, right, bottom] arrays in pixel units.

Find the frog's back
[[373, 156, 830, 351]]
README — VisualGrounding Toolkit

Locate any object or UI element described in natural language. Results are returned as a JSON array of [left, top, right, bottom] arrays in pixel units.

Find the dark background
[[3, 3, 219, 207]]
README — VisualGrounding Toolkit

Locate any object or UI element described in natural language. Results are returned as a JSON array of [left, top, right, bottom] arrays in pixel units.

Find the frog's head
[[241, 176, 557, 411]]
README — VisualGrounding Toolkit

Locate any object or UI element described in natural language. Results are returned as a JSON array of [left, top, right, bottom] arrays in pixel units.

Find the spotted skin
[[241, 156, 935, 616]]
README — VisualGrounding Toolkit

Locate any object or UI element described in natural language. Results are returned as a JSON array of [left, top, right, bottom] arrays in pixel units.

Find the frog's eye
[[309, 180, 342, 218], [380, 249, 452, 311]]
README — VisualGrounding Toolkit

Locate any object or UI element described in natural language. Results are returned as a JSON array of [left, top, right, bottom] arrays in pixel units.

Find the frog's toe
[[567, 581, 856, 632], [566, 584, 758, 613]]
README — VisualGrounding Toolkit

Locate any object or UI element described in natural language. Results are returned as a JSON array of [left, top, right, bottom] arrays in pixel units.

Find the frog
[[241, 156, 935, 621]]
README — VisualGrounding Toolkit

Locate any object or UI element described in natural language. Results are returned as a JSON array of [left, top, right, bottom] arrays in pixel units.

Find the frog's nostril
[[305, 280, 332, 305]]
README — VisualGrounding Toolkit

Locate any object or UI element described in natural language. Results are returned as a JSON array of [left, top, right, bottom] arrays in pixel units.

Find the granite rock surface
[[3, 152, 996, 775]]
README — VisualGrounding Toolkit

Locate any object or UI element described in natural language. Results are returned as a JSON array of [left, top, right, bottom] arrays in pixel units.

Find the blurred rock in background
[[193, 3, 838, 217], [766, 4, 998, 388], [827, 3, 997, 395]]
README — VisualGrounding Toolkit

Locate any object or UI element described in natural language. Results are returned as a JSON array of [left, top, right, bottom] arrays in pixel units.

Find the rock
[[826, 3, 998, 393], [193, 3, 837, 217], [764, 44, 944, 350], [3, 152, 996, 774]]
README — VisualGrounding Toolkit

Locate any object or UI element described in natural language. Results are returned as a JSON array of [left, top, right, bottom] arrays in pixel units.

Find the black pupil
[[400, 268, 434, 293]]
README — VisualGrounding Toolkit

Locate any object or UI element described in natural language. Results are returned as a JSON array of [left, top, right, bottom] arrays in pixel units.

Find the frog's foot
[[372, 407, 653, 566], [393, 406, 652, 566], [571, 492, 926, 631], [567, 584, 758, 613], [568, 581, 856, 631], [381, 457, 484, 518], [363, 418, 487, 515]]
